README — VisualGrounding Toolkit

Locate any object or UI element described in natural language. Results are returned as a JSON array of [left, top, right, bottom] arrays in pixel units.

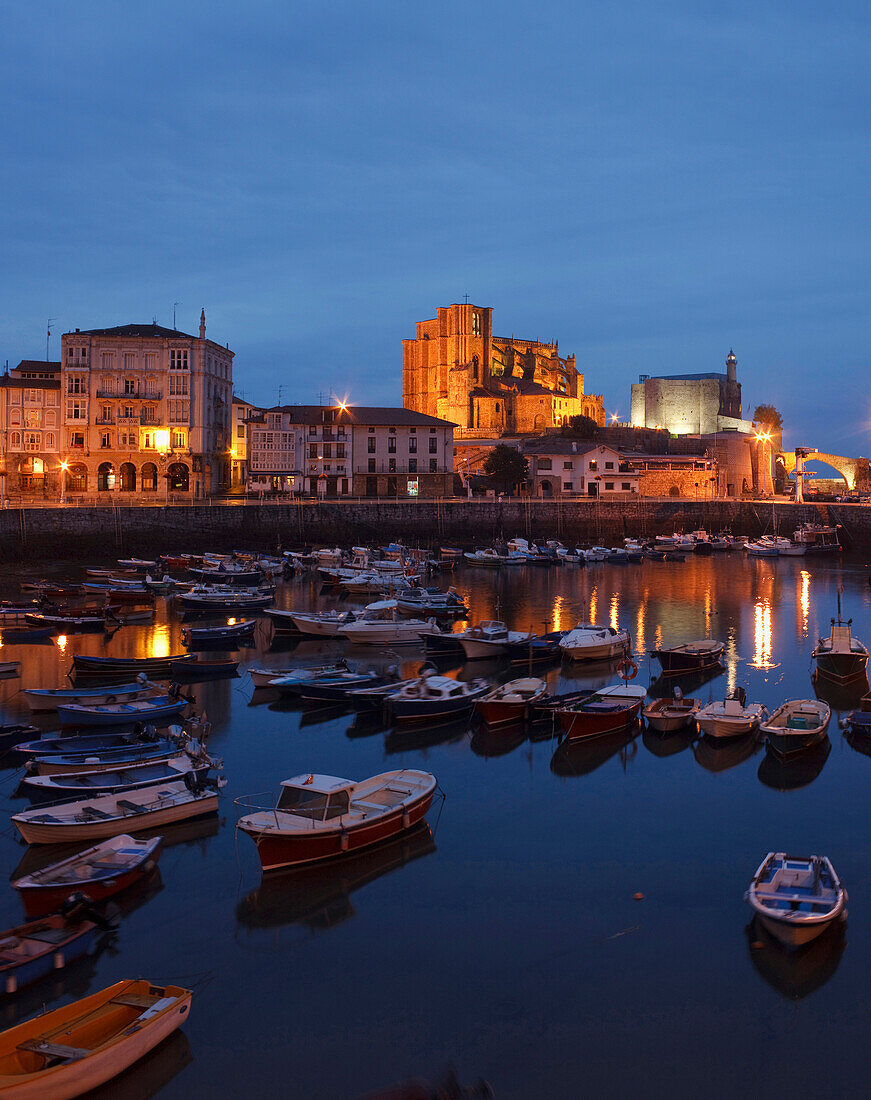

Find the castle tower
[[726, 349, 736, 384]]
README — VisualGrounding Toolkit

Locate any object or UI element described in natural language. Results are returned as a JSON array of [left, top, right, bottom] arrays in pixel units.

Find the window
[[170, 374, 189, 395], [409, 458, 417, 473], [563, 461, 573, 470], [337, 444, 345, 458], [538, 458, 552, 471], [70, 432, 84, 448], [429, 459, 437, 473], [409, 437, 417, 454], [622, 482, 631, 491], [101, 431, 112, 448], [389, 426, 396, 433], [122, 405, 135, 419], [409, 426, 416, 434], [309, 444, 317, 459], [24, 409, 40, 429], [429, 437, 437, 454], [322, 444, 332, 459], [67, 375, 86, 394], [101, 353, 113, 369], [170, 350, 188, 370], [368, 458, 376, 473], [10, 431, 20, 448], [172, 430, 186, 449], [388, 458, 396, 473], [563, 482, 573, 490], [605, 461, 614, 470], [388, 437, 396, 454], [124, 353, 136, 370], [605, 482, 614, 491], [472, 310, 481, 335], [368, 426, 375, 433], [45, 432, 55, 449], [367, 437, 376, 453], [100, 405, 112, 421], [237, 424, 245, 439], [430, 427, 436, 433], [124, 379, 136, 395], [66, 400, 86, 420], [588, 460, 597, 471]]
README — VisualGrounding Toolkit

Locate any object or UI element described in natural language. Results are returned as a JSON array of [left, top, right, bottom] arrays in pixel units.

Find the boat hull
[[474, 700, 529, 728], [560, 639, 629, 661], [389, 693, 486, 723], [765, 729, 828, 757], [652, 649, 724, 673], [558, 701, 642, 741], [755, 912, 843, 949], [240, 792, 434, 873], [12, 793, 218, 845], [0, 919, 98, 995], [814, 652, 869, 685], [56, 699, 187, 727]]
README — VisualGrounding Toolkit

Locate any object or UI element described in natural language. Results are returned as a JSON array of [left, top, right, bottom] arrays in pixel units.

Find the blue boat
[[15, 732, 140, 760], [56, 695, 188, 728], [0, 915, 99, 995], [26, 739, 183, 774]]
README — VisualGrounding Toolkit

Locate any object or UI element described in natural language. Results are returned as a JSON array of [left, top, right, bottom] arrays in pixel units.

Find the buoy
[[633, 892, 644, 901], [751, 940, 765, 951]]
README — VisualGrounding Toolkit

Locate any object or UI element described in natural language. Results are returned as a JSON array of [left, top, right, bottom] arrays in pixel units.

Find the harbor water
[[1, 550, 870, 1097]]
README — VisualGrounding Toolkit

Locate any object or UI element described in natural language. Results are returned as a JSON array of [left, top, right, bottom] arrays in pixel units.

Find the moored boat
[[24, 738, 185, 775], [474, 678, 548, 728], [12, 836, 162, 918], [812, 611, 869, 686], [236, 770, 437, 872], [555, 683, 647, 741], [20, 754, 211, 803], [696, 688, 767, 739], [386, 675, 490, 723], [642, 692, 700, 732], [0, 978, 191, 1094], [746, 852, 846, 948], [181, 619, 257, 646], [0, 913, 100, 995], [248, 661, 347, 689], [72, 654, 190, 676], [558, 623, 631, 662], [650, 639, 724, 674], [457, 620, 530, 660], [22, 680, 161, 714], [57, 694, 188, 728], [339, 601, 441, 646], [761, 699, 831, 757]]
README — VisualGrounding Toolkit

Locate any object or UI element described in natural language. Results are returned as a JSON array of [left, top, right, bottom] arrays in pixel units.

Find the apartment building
[[0, 361, 62, 501]]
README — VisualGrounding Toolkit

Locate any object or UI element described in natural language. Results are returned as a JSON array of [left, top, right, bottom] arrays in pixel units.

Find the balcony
[[95, 416, 115, 425], [140, 414, 161, 426], [96, 389, 162, 400]]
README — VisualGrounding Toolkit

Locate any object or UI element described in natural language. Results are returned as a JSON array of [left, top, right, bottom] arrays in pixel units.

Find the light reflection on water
[[0, 553, 868, 1096]]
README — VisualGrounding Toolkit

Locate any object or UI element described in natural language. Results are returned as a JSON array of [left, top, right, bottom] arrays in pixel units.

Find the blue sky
[[2, 1, 868, 458]]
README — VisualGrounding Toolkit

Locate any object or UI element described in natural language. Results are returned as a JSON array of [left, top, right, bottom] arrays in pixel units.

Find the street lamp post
[[59, 461, 68, 505]]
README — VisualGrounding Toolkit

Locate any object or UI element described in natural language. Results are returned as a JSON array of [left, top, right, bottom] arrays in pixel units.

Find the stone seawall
[[3, 499, 871, 562]]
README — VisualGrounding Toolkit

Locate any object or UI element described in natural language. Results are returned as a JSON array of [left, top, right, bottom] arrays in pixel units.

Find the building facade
[[0, 361, 62, 501], [403, 303, 605, 438], [58, 313, 233, 500], [630, 350, 752, 435], [231, 396, 261, 489], [246, 405, 455, 497]]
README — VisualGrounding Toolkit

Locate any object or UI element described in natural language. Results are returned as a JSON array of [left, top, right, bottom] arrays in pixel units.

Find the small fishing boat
[[558, 624, 631, 662], [21, 754, 211, 803], [1, 625, 55, 643], [457, 620, 530, 660], [143, 575, 181, 594], [289, 610, 357, 637], [505, 632, 563, 665], [422, 630, 465, 654], [696, 688, 767, 739], [555, 684, 647, 741], [15, 732, 138, 760], [171, 656, 239, 677], [13, 836, 162, 918], [0, 978, 191, 1094], [395, 588, 468, 616], [72, 654, 190, 675], [27, 738, 186, 776], [387, 675, 489, 722], [181, 619, 257, 646], [176, 587, 273, 611], [25, 611, 114, 632], [650, 639, 725, 674], [23, 681, 160, 713], [262, 608, 301, 631], [761, 700, 831, 757], [0, 726, 41, 754], [474, 678, 548, 728], [57, 694, 188, 728], [11, 781, 219, 844], [463, 549, 508, 567], [112, 608, 156, 625], [118, 557, 157, 570], [812, 606, 869, 686], [248, 661, 347, 690], [746, 852, 847, 948], [296, 669, 400, 703], [0, 913, 100, 995], [745, 541, 779, 557], [339, 600, 440, 646], [643, 691, 701, 732], [236, 769, 437, 872]]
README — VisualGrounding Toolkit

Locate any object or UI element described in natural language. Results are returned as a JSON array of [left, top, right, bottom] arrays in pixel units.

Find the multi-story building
[[403, 302, 605, 437], [246, 405, 455, 497], [59, 312, 233, 499], [231, 396, 262, 489], [0, 361, 62, 501]]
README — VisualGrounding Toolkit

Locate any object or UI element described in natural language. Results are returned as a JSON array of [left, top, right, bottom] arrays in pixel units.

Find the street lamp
[[59, 461, 69, 505], [755, 431, 772, 496]]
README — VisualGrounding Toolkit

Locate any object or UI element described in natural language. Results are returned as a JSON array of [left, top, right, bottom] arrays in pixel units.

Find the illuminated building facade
[[403, 303, 605, 438], [630, 350, 752, 435], [0, 361, 62, 501], [59, 314, 233, 499]]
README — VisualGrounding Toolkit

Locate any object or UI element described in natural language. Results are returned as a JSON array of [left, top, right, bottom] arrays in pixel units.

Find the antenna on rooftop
[[46, 318, 56, 362], [173, 302, 180, 330]]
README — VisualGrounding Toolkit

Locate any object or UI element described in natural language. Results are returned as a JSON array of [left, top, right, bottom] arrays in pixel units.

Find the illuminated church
[[402, 303, 605, 438]]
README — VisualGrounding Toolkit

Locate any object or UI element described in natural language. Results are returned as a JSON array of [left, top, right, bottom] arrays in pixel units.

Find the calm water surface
[[1, 552, 871, 1098]]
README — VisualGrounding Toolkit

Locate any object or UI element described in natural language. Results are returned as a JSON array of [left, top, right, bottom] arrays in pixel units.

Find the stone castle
[[402, 303, 604, 438], [630, 350, 751, 435]]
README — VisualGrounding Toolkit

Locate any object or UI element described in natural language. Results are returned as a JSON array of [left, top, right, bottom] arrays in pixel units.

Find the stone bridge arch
[[779, 450, 870, 492]]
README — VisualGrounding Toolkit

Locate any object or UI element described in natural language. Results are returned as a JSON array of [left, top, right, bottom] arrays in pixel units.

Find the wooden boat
[[1, 626, 54, 643], [387, 675, 490, 723], [175, 588, 273, 611], [0, 726, 40, 754], [236, 769, 437, 872], [12, 780, 219, 844], [23, 682, 160, 714], [24, 612, 115, 633], [0, 662, 21, 677], [181, 619, 257, 646], [395, 588, 468, 617], [474, 678, 548, 728], [112, 608, 156, 625], [456, 620, 529, 660], [746, 852, 846, 948], [642, 693, 701, 732], [288, 610, 357, 637], [297, 670, 399, 703], [143, 575, 180, 594], [0, 914, 99, 995], [28, 739, 186, 776], [12, 836, 162, 918], [555, 684, 647, 741], [170, 657, 239, 678], [21, 754, 210, 803], [248, 662, 347, 689], [71, 654, 189, 675], [0, 978, 191, 1095], [696, 688, 768, 740], [345, 678, 421, 711], [558, 624, 631, 662], [650, 639, 724, 674], [812, 611, 869, 686], [16, 732, 136, 760], [761, 699, 831, 758], [57, 694, 188, 728]]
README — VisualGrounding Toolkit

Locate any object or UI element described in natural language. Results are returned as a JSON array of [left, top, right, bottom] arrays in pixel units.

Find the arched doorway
[[97, 463, 115, 491], [119, 463, 136, 491], [141, 462, 157, 492], [168, 462, 189, 491], [65, 463, 87, 493], [668, 485, 680, 497], [540, 479, 553, 498], [18, 457, 45, 492]]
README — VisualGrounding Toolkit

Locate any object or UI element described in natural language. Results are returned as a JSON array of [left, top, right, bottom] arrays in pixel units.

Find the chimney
[[199, 309, 206, 340]]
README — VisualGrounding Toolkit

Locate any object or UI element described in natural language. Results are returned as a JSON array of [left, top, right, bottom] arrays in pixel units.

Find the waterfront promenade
[[1, 497, 867, 561]]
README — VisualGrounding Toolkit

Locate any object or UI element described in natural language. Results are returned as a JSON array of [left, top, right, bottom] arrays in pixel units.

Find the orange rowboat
[[0, 979, 191, 1098]]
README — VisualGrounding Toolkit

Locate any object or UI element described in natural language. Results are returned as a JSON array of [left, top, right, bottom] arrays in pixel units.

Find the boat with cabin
[[457, 620, 531, 660], [746, 852, 846, 948], [339, 600, 441, 646], [558, 624, 631, 662], [235, 769, 437, 872], [386, 675, 490, 722], [812, 605, 869, 686]]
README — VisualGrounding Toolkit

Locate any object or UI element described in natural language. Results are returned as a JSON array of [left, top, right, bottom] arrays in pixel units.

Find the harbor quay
[[2, 498, 870, 562]]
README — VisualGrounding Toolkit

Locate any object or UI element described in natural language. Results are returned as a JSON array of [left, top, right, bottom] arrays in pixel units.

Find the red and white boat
[[236, 770, 437, 873], [555, 684, 647, 742], [12, 835, 162, 919], [474, 677, 548, 728]]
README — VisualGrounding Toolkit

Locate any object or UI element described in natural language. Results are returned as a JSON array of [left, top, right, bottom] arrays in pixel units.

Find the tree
[[560, 414, 599, 440], [483, 444, 528, 493], [752, 404, 783, 431]]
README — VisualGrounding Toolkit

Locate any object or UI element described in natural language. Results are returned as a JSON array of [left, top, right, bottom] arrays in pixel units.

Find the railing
[[95, 417, 115, 425], [96, 389, 163, 400]]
